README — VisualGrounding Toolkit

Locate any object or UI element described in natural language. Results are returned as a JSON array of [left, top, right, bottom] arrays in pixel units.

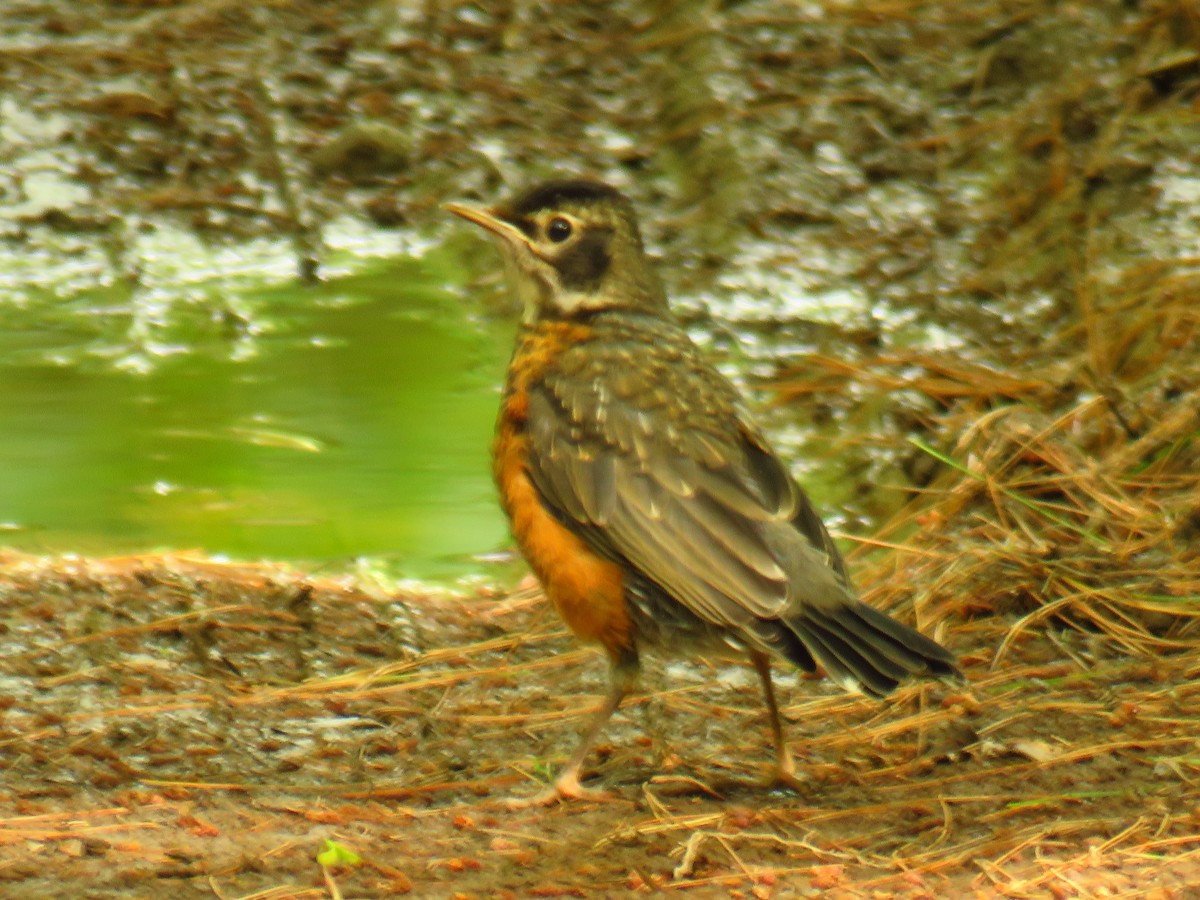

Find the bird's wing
[[524, 327, 855, 630]]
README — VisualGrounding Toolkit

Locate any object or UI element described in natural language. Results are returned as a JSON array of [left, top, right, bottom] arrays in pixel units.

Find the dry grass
[[1, 460, 1198, 897], [820, 223, 1200, 665]]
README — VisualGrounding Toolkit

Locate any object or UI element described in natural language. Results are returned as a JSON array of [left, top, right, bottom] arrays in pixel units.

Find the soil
[[2, 1, 1199, 898], [1, 552, 1197, 899]]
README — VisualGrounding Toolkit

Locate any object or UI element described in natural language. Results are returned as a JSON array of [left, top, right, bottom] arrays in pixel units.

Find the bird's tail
[[783, 601, 960, 698]]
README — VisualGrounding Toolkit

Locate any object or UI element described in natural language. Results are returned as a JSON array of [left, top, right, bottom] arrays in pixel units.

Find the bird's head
[[446, 179, 666, 322]]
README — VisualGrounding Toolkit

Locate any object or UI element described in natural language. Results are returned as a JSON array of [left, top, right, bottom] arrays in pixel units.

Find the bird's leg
[[751, 651, 806, 791], [509, 649, 639, 807]]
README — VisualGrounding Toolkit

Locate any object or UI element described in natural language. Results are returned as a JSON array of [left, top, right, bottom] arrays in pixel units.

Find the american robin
[[447, 179, 959, 804]]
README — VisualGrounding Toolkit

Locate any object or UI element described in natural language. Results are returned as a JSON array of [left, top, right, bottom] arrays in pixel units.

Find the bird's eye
[[546, 217, 573, 242]]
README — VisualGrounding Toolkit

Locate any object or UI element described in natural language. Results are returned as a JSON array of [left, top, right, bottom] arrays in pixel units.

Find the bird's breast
[[493, 321, 634, 657]]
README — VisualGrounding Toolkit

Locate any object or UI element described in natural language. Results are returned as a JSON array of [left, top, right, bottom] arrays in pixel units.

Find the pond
[[0, 240, 516, 584]]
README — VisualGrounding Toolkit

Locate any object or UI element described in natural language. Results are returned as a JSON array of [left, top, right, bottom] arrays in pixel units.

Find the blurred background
[[2, 0, 1197, 587]]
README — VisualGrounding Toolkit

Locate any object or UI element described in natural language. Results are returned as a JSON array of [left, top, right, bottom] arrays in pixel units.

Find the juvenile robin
[[447, 179, 959, 805]]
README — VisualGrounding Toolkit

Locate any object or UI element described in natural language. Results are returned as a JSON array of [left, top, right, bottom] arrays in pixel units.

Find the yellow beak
[[444, 201, 530, 250]]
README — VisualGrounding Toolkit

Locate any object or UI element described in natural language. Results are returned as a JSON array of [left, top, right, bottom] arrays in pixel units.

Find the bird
[[446, 179, 960, 805]]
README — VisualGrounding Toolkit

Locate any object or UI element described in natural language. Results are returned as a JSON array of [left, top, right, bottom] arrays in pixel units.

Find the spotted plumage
[[447, 179, 960, 804]]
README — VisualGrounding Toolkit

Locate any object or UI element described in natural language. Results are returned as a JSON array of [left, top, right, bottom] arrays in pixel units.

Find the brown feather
[[507, 306, 959, 696]]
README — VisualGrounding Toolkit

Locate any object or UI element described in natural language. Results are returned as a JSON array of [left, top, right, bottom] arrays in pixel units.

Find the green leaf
[[317, 839, 362, 868]]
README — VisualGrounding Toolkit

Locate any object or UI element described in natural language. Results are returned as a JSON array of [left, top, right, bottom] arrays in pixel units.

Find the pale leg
[[509, 653, 638, 807], [751, 651, 806, 790]]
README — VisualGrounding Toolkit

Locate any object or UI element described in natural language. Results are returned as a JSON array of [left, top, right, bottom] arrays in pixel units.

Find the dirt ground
[[2, 0, 1199, 897], [0, 551, 1197, 899]]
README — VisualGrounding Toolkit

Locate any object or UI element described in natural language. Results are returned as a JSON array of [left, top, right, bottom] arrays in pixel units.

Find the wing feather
[[603, 481, 748, 625], [524, 346, 850, 632], [504, 292, 958, 698]]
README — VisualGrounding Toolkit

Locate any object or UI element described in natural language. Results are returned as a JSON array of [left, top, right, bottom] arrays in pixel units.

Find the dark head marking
[[497, 180, 628, 291], [554, 226, 613, 291], [469, 177, 665, 312], [508, 179, 626, 217]]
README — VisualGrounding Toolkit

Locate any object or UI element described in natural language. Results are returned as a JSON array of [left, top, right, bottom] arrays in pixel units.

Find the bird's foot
[[767, 768, 809, 793], [765, 755, 809, 794], [505, 770, 616, 809]]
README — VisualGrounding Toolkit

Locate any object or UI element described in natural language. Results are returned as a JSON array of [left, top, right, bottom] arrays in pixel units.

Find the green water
[[0, 252, 514, 582]]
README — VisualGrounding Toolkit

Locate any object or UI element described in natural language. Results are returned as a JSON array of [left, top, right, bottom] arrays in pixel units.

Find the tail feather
[[847, 601, 959, 675], [785, 601, 960, 698], [784, 620, 874, 694], [790, 614, 908, 697]]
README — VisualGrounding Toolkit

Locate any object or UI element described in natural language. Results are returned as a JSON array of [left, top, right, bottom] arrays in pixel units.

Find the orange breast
[[494, 324, 632, 659]]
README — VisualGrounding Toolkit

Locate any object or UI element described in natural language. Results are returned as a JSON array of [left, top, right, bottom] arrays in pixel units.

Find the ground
[[0, 551, 1197, 898], [2, 0, 1199, 897]]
